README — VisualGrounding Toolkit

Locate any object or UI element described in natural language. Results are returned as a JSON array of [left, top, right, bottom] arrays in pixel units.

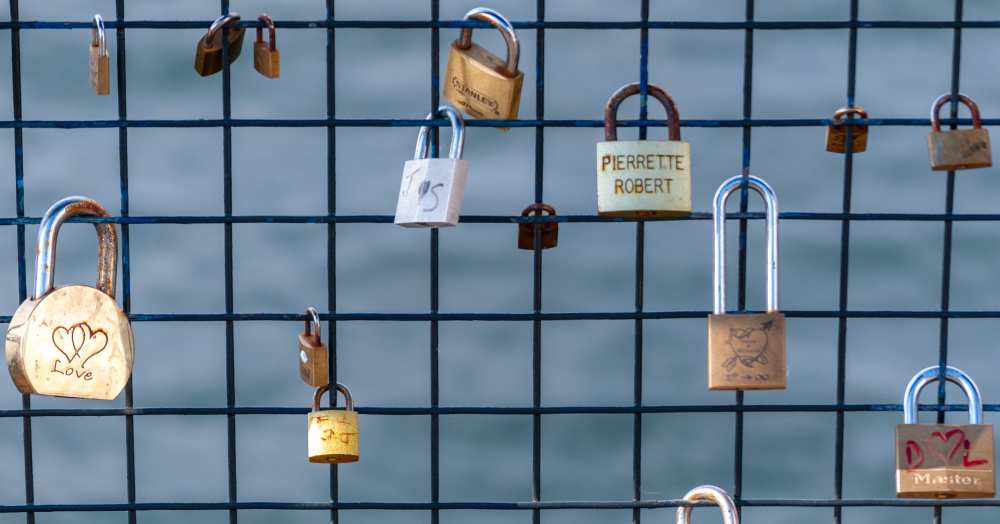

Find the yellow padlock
[[308, 383, 359, 463]]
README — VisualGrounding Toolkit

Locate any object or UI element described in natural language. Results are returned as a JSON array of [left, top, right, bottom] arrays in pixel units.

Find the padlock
[[825, 106, 867, 153], [299, 307, 328, 387], [518, 203, 557, 250], [596, 83, 691, 218], [896, 365, 994, 499], [442, 8, 523, 131], [6, 197, 134, 400], [676, 485, 739, 524], [194, 12, 246, 77], [707, 176, 785, 390], [253, 14, 279, 79], [308, 383, 359, 463], [89, 14, 109, 95], [927, 92, 992, 171], [394, 106, 468, 228]]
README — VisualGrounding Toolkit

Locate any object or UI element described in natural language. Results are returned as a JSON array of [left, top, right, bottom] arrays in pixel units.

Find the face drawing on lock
[[722, 319, 774, 371]]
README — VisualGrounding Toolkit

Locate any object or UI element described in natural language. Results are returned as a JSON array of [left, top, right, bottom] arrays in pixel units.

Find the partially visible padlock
[[927, 93, 992, 171], [253, 14, 279, 79], [596, 83, 691, 218], [194, 12, 246, 77], [89, 15, 109, 95], [707, 176, 785, 391], [308, 383, 359, 463], [299, 307, 328, 387], [825, 106, 867, 153], [676, 485, 739, 524], [394, 106, 468, 228], [442, 8, 523, 131], [6, 197, 134, 399], [896, 365, 994, 499], [518, 203, 557, 250]]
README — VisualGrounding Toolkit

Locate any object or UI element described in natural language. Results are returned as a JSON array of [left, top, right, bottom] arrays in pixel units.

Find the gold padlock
[[442, 7, 523, 131], [308, 383, 359, 463], [927, 93, 992, 171], [89, 15, 109, 95], [596, 83, 691, 218], [896, 366, 994, 499], [253, 14, 279, 79], [6, 197, 134, 399], [708, 176, 785, 391], [676, 485, 739, 524], [518, 203, 557, 250], [299, 307, 328, 387], [825, 106, 867, 153], [194, 12, 246, 77]]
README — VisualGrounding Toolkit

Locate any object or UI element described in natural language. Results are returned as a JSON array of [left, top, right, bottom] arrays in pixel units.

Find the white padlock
[[394, 106, 468, 228]]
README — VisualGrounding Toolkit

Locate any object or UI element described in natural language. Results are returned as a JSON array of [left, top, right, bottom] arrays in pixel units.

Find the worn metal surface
[[308, 384, 358, 464], [193, 13, 245, 77], [825, 106, 867, 153], [518, 203, 557, 250]]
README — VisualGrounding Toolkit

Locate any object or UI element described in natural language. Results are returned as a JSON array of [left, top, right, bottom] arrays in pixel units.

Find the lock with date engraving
[[299, 307, 328, 387], [676, 485, 739, 524], [89, 14, 109, 95], [394, 106, 468, 228], [825, 106, 867, 153], [896, 365, 994, 499], [927, 93, 992, 171], [6, 197, 134, 400], [194, 12, 245, 77], [518, 203, 557, 250], [253, 14, 279, 79], [308, 383, 359, 463]]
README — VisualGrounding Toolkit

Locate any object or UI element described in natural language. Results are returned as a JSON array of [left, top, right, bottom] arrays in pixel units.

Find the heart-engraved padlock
[[89, 14, 109, 95], [676, 485, 739, 524], [6, 197, 134, 399], [308, 383, 359, 463], [299, 307, 328, 387], [194, 12, 245, 77], [394, 106, 468, 228]]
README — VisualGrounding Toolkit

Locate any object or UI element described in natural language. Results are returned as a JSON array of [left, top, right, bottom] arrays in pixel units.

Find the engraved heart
[[925, 429, 965, 466], [51, 322, 108, 368]]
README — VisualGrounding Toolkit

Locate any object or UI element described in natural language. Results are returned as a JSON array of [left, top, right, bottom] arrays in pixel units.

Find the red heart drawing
[[924, 429, 965, 466]]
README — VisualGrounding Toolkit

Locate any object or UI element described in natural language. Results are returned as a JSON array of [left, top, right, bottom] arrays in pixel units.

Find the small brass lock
[[253, 14, 279, 79], [89, 15, 109, 95], [708, 176, 785, 391], [299, 307, 328, 387], [596, 83, 691, 218], [676, 485, 739, 524], [194, 12, 246, 77], [308, 383, 359, 464], [442, 8, 523, 131], [518, 203, 557, 250], [927, 92, 992, 171], [825, 106, 867, 153], [395, 106, 469, 228], [896, 366, 994, 499], [6, 197, 134, 399]]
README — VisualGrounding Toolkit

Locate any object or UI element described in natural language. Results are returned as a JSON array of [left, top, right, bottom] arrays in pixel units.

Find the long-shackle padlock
[[442, 7, 524, 131], [194, 12, 246, 77], [927, 93, 992, 171], [89, 14, 109, 95], [518, 203, 558, 250], [394, 106, 468, 228], [308, 383, 359, 463], [825, 106, 867, 153], [298, 307, 328, 387], [707, 176, 784, 390], [895, 366, 994, 499], [253, 14, 279, 79], [676, 485, 739, 524], [596, 83, 691, 217], [6, 197, 134, 400]]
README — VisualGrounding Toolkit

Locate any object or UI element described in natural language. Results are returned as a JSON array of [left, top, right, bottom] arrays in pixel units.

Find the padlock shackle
[[521, 203, 555, 217], [903, 365, 982, 425], [34, 196, 117, 300], [204, 12, 241, 50], [832, 105, 867, 125], [455, 7, 519, 77], [304, 307, 321, 340], [414, 106, 465, 161], [313, 383, 354, 412], [713, 175, 779, 315], [256, 14, 276, 52], [675, 485, 739, 524], [604, 83, 681, 142], [92, 14, 107, 58], [930, 92, 982, 133]]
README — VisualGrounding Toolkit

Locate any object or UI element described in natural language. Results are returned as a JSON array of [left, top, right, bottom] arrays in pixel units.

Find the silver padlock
[[676, 485, 739, 524], [394, 106, 468, 228]]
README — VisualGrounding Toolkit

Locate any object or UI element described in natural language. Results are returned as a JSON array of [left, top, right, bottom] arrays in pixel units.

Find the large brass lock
[[927, 92, 992, 171], [676, 485, 739, 524], [825, 106, 867, 153], [442, 7, 523, 131], [596, 83, 691, 217], [708, 176, 785, 390], [518, 203, 558, 250], [194, 13, 246, 77], [395, 106, 468, 228], [896, 366, 994, 499], [253, 14, 279, 79], [6, 197, 134, 399], [89, 15, 109, 95], [308, 383, 359, 463], [299, 307, 328, 387]]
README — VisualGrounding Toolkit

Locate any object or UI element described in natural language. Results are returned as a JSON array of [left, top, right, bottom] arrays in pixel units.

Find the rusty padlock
[[394, 106, 468, 228], [253, 14, 279, 79], [825, 106, 867, 153], [708, 176, 785, 391], [676, 485, 739, 524], [927, 93, 992, 171], [89, 14, 109, 95], [194, 12, 246, 77], [518, 203, 557, 250], [299, 307, 328, 387], [896, 365, 994, 499], [6, 197, 134, 399], [308, 383, 359, 463]]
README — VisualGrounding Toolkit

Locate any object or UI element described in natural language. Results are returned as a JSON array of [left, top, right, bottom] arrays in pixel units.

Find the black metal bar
[[532, 3, 544, 524], [633, 3, 649, 523], [326, 1, 338, 523], [429, 4, 440, 524]]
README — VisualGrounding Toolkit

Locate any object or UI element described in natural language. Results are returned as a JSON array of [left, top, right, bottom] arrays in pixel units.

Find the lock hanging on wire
[[825, 106, 867, 153], [298, 307, 328, 387], [194, 13, 246, 77], [518, 203, 558, 250], [308, 383, 359, 463], [927, 93, 992, 171], [253, 14, 279, 78], [89, 14, 109, 95], [676, 485, 739, 524], [394, 106, 468, 228]]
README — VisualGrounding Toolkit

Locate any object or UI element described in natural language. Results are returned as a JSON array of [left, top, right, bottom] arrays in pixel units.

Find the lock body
[[299, 333, 328, 387], [194, 27, 246, 77], [596, 140, 691, 217], [518, 222, 557, 250], [308, 409, 359, 463], [707, 312, 785, 390], [253, 42, 279, 78], [89, 44, 109, 95], [825, 124, 867, 153], [928, 129, 992, 170], [443, 41, 523, 131], [394, 158, 468, 228], [896, 423, 994, 498]]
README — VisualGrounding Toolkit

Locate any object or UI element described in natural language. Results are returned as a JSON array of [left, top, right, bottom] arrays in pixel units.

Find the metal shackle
[[34, 196, 118, 300], [304, 307, 321, 340], [832, 105, 867, 125], [521, 203, 555, 218], [313, 383, 354, 412], [713, 175, 779, 315], [92, 14, 107, 58], [676, 485, 740, 524], [414, 106, 465, 161], [455, 7, 519, 77], [930, 93, 982, 133], [903, 366, 983, 425], [204, 12, 241, 49], [256, 14, 276, 51], [604, 82, 681, 142]]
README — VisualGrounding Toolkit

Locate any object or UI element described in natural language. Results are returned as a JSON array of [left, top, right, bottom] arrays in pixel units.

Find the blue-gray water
[[3, 1, 1000, 523]]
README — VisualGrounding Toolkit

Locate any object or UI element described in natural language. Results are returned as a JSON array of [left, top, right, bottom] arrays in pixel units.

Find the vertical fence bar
[[532, 2, 545, 524], [326, 2, 339, 524], [633, 3, 650, 524], [430, 4, 441, 524]]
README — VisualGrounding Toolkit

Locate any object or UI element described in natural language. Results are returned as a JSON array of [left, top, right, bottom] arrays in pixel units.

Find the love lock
[[676, 485, 739, 524]]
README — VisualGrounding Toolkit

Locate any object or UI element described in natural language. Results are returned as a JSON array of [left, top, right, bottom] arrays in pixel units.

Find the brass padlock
[[299, 307, 328, 387], [89, 15, 109, 95], [927, 92, 992, 171], [825, 106, 867, 153], [442, 8, 523, 131], [518, 203, 557, 250], [253, 14, 279, 79], [896, 365, 994, 499], [194, 12, 246, 77], [394, 106, 468, 228], [596, 83, 691, 218], [676, 485, 739, 524], [6, 197, 134, 399], [308, 383, 359, 463], [708, 176, 785, 390]]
